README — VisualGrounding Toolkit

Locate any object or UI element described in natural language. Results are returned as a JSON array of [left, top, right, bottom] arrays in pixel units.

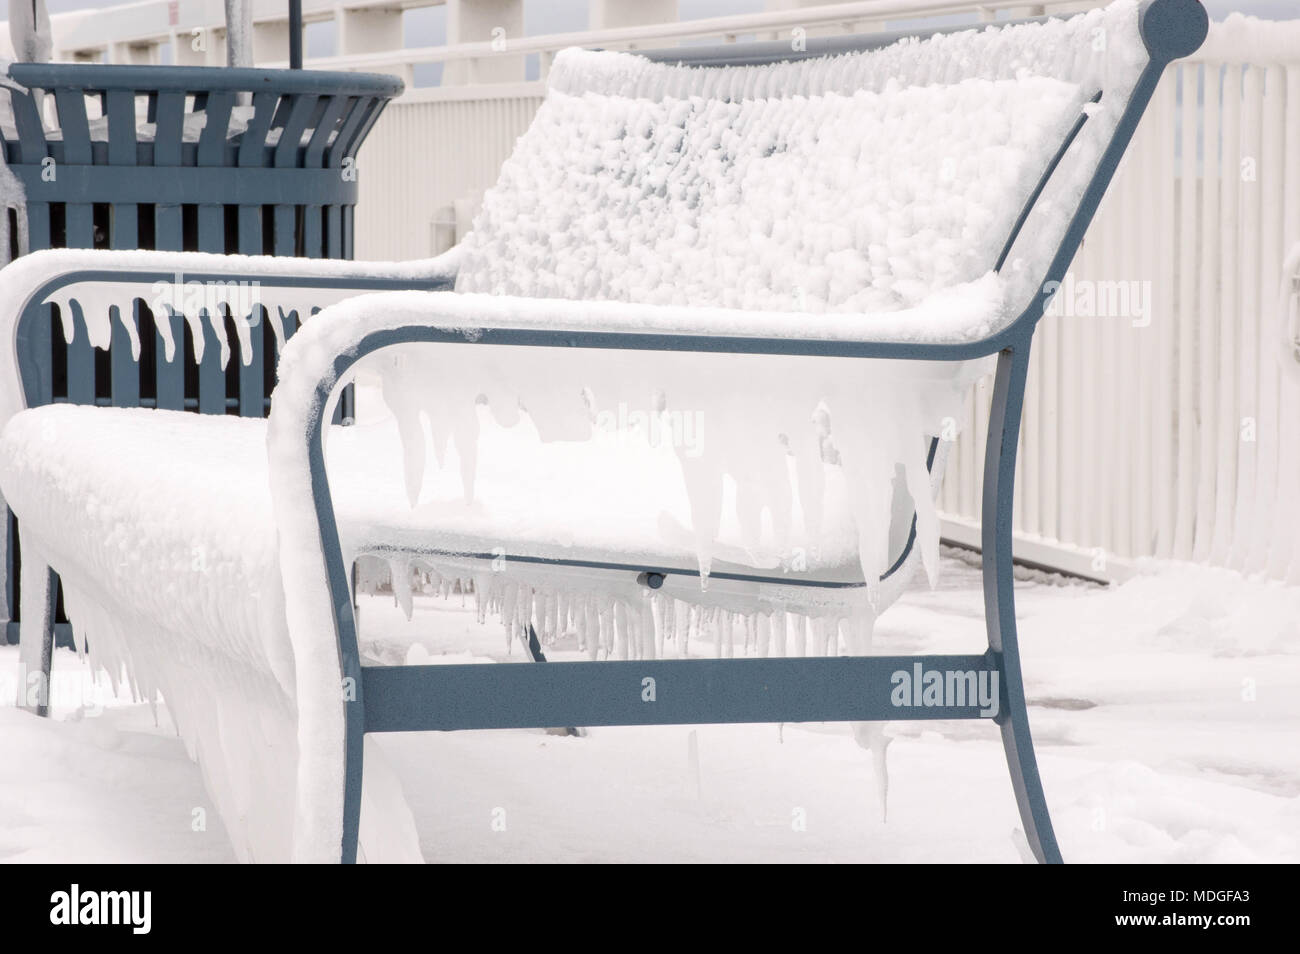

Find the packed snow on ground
[[0, 553, 1295, 864]]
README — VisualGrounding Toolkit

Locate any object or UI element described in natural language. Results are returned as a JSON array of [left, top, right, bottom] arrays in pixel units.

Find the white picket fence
[[942, 19, 1300, 584], [353, 16, 1300, 585]]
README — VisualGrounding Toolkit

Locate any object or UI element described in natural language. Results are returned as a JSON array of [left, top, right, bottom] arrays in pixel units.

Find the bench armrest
[[0, 246, 462, 428]]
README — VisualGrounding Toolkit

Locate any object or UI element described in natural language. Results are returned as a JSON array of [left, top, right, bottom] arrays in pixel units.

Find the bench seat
[[0, 365, 963, 643]]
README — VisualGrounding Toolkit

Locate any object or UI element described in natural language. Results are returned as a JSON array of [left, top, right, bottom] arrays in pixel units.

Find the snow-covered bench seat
[[0, 0, 1207, 863]]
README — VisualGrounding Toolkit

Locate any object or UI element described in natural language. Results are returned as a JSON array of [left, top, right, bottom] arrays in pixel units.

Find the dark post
[[289, 0, 303, 69]]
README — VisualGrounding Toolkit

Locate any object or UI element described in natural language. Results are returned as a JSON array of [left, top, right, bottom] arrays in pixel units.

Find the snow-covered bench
[[0, 0, 1207, 863]]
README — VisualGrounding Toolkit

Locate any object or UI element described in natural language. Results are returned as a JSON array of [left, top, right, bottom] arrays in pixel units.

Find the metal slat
[[105, 89, 138, 249], [237, 92, 279, 168], [26, 203, 51, 249], [1209, 64, 1242, 565], [1192, 63, 1223, 562], [153, 90, 186, 253], [1248, 64, 1286, 574], [303, 205, 322, 257], [64, 204, 95, 249], [196, 205, 224, 252], [238, 206, 261, 255], [197, 91, 237, 254], [155, 205, 183, 250], [197, 311, 225, 414], [109, 304, 140, 407], [324, 205, 341, 258], [154, 310, 185, 411], [197, 91, 236, 166], [52, 89, 92, 164], [273, 93, 319, 168], [64, 305, 95, 405], [1152, 70, 1178, 558], [1272, 66, 1300, 582], [273, 206, 295, 255], [1227, 66, 1263, 570], [303, 95, 350, 167]]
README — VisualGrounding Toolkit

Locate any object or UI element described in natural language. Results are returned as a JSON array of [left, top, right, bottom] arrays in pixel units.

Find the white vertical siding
[[354, 85, 546, 263]]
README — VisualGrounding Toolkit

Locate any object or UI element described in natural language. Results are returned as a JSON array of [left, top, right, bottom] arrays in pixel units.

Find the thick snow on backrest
[[456, 77, 1083, 315], [456, 0, 1148, 327]]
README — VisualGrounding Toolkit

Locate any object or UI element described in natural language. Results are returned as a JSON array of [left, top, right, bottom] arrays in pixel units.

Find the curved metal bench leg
[[982, 342, 1062, 864]]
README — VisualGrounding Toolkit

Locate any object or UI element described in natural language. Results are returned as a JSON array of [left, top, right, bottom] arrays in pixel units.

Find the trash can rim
[[6, 63, 404, 98]]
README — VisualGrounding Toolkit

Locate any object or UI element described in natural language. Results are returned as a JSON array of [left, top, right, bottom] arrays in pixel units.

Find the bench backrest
[[455, 0, 1153, 330]]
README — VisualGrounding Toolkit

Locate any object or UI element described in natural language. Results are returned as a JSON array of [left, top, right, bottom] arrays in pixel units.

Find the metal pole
[[289, 0, 303, 69]]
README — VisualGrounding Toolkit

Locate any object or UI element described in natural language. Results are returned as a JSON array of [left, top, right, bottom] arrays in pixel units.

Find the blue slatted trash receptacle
[[0, 64, 403, 646]]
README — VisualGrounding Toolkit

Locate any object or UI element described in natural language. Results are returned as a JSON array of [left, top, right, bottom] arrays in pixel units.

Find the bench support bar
[[361, 654, 1002, 732]]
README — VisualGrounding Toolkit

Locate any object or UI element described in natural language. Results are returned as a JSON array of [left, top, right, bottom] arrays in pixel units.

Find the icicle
[[184, 308, 206, 363], [473, 573, 490, 625], [852, 722, 892, 823], [155, 306, 178, 362], [269, 306, 289, 353], [655, 595, 670, 657], [598, 602, 613, 659], [230, 308, 255, 367], [613, 601, 628, 660], [388, 557, 413, 621], [381, 361, 428, 508], [113, 304, 142, 360], [208, 304, 232, 369], [676, 601, 692, 657], [772, 608, 787, 657], [501, 583, 518, 650], [585, 599, 600, 661], [640, 601, 656, 660]]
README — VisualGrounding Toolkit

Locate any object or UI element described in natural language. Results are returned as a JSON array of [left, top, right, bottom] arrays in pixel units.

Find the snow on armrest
[[0, 245, 462, 429]]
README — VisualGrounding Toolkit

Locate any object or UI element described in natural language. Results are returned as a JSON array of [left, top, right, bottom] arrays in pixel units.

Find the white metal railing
[[1, 0, 1099, 80], [271, 1, 1095, 79]]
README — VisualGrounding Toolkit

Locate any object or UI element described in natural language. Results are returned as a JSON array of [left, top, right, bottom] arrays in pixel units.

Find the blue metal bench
[[0, 0, 1208, 864]]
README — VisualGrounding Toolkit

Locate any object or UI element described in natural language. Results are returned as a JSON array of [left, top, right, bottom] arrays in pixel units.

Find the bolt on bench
[[0, 0, 1207, 863]]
